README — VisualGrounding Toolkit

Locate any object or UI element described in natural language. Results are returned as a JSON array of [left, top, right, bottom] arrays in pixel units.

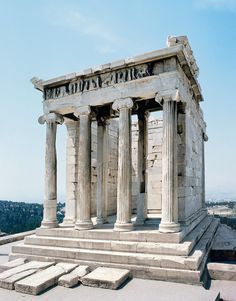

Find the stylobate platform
[[10, 216, 220, 285]]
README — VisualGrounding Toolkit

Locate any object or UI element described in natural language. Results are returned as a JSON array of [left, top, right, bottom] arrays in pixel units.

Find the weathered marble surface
[[0, 261, 54, 290], [132, 117, 163, 214], [113, 98, 134, 232], [81, 267, 131, 289], [74, 106, 93, 230], [39, 113, 64, 229], [15, 262, 78, 295], [32, 36, 202, 114], [61, 118, 79, 227], [58, 265, 90, 288]]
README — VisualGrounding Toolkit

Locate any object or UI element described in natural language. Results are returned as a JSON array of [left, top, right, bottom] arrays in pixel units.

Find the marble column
[[158, 97, 180, 233], [202, 132, 208, 208], [38, 112, 64, 228], [61, 118, 79, 227], [96, 118, 108, 224], [102, 121, 109, 223], [112, 98, 134, 232], [135, 110, 148, 225], [74, 106, 93, 230]]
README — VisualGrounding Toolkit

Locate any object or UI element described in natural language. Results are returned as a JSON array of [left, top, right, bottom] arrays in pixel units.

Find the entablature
[[32, 36, 203, 116]]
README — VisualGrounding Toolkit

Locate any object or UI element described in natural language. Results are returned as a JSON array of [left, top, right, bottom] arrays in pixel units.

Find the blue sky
[[0, 0, 235, 202]]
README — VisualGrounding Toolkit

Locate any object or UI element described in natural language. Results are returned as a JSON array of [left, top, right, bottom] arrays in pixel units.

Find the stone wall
[[132, 116, 163, 214], [177, 100, 205, 224], [176, 62, 206, 225]]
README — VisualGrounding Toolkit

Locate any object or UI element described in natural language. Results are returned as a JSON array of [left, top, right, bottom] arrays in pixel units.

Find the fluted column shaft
[[39, 113, 63, 228], [159, 100, 180, 233], [112, 98, 134, 232], [102, 122, 109, 223], [74, 106, 93, 230], [96, 119, 108, 224], [61, 119, 79, 227]]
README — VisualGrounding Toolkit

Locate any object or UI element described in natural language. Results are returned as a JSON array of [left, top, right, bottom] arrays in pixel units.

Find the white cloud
[[43, 4, 123, 53], [195, 0, 236, 11]]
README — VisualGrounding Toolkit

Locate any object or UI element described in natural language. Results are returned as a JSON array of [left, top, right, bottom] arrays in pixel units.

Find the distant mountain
[[0, 200, 65, 235]]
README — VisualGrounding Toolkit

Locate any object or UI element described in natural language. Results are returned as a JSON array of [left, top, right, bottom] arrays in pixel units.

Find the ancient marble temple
[[11, 36, 218, 284]]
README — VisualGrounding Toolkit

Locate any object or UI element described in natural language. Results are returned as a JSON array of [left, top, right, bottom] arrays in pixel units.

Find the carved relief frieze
[[44, 63, 154, 100]]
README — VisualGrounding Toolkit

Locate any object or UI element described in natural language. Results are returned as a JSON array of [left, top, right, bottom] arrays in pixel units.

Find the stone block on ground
[[0, 261, 54, 290], [15, 262, 78, 295], [0, 269, 38, 290], [58, 265, 90, 288], [208, 262, 236, 280], [81, 267, 131, 290], [58, 273, 78, 288], [0, 258, 27, 273], [56, 262, 79, 273]]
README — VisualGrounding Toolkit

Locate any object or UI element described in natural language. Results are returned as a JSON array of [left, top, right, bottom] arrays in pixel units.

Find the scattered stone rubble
[[0, 259, 131, 295], [58, 265, 90, 288]]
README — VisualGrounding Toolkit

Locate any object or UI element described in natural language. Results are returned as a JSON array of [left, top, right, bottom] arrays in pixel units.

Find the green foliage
[[0, 200, 65, 234]]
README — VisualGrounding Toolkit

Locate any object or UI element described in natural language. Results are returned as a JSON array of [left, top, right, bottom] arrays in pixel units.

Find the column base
[[75, 220, 93, 230], [159, 222, 180, 233], [41, 220, 58, 229], [114, 222, 134, 232]]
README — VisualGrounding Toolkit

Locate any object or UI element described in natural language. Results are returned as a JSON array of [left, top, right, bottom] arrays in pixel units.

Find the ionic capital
[[155, 89, 180, 106], [38, 113, 64, 125], [74, 106, 91, 117], [112, 97, 133, 112]]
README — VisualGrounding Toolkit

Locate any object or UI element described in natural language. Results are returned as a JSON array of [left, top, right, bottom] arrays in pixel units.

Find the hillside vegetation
[[0, 200, 65, 234]]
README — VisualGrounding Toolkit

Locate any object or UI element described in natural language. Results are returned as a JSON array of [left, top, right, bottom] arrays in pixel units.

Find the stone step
[[24, 218, 212, 256], [13, 231, 214, 270], [182, 219, 220, 271], [184, 216, 213, 247], [12, 219, 218, 273], [35, 214, 210, 244], [10, 218, 219, 284], [25, 216, 213, 257], [9, 252, 204, 285], [24, 235, 192, 256], [15, 262, 78, 295], [36, 225, 183, 243], [11, 244, 191, 270]]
